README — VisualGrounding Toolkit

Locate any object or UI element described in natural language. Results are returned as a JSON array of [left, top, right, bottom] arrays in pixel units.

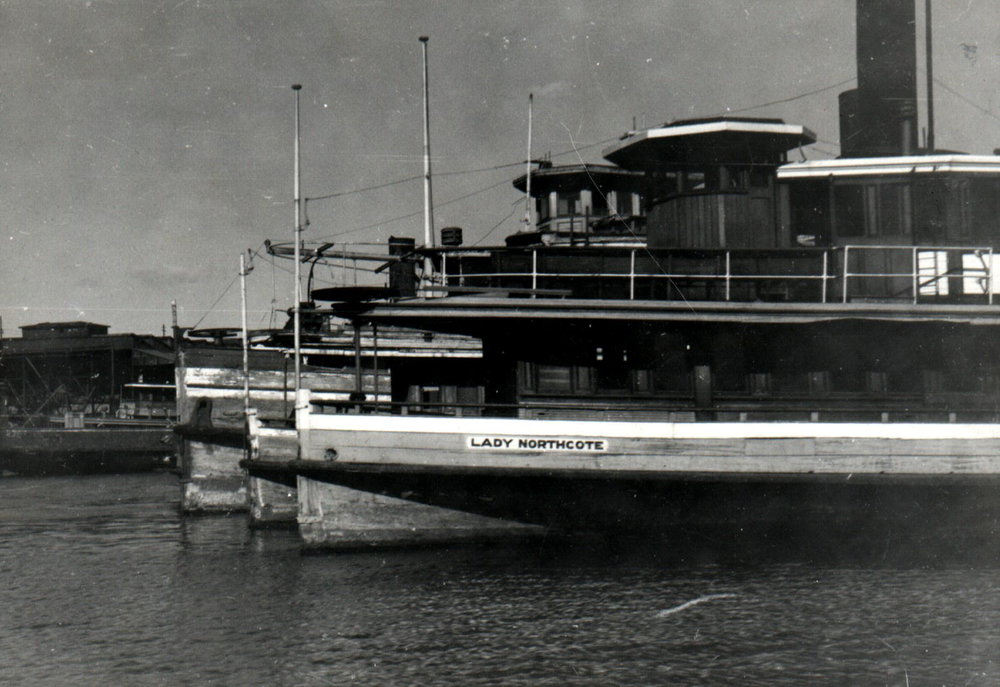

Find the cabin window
[[536, 195, 550, 222], [787, 181, 830, 244], [633, 369, 652, 393], [865, 372, 888, 394], [683, 172, 705, 193], [750, 167, 771, 189], [726, 168, 751, 191], [748, 372, 772, 396], [405, 385, 460, 415], [536, 365, 573, 393], [520, 363, 594, 395], [557, 191, 579, 216], [923, 370, 945, 394], [420, 386, 442, 404], [455, 385, 484, 416], [594, 345, 630, 392], [616, 192, 634, 217], [595, 365, 630, 393], [878, 184, 908, 236], [590, 190, 608, 217], [967, 178, 1000, 241], [833, 185, 865, 238], [913, 179, 948, 242], [807, 371, 831, 394]]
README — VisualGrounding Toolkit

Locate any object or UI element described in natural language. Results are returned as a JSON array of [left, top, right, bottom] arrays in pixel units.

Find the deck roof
[[778, 154, 1000, 179], [603, 118, 816, 170], [335, 296, 1000, 336]]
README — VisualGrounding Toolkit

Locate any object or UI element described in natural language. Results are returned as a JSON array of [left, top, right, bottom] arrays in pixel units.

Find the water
[[0, 473, 998, 686]]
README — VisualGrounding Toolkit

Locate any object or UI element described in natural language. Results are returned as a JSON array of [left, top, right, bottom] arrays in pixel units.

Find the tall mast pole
[[524, 93, 534, 230], [925, 0, 935, 153], [419, 37, 435, 292], [292, 84, 303, 394], [240, 252, 251, 421]]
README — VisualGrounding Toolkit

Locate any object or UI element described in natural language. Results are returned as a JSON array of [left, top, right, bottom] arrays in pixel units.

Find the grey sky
[[1, 0, 998, 335]]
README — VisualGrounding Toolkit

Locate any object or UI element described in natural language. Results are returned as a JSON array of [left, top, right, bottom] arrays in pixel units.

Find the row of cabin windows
[[405, 384, 485, 416], [520, 362, 998, 396], [648, 167, 774, 202], [788, 177, 1000, 243], [536, 191, 638, 222]]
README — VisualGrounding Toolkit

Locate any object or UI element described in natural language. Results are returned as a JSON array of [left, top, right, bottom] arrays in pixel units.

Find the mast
[[419, 37, 435, 292], [925, 0, 935, 153], [170, 299, 180, 354], [240, 251, 251, 421], [523, 93, 534, 230], [292, 84, 303, 393]]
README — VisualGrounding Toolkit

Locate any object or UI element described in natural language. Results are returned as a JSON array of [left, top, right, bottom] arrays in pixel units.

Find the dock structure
[[175, 321, 495, 542], [0, 321, 175, 475], [174, 334, 389, 516]]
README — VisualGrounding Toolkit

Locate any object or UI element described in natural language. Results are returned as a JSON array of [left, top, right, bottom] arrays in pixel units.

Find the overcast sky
[[2, 0, 998, 336]]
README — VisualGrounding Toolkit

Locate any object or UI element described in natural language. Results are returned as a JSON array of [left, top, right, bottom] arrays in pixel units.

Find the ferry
[[247, 0, 1000, 547]]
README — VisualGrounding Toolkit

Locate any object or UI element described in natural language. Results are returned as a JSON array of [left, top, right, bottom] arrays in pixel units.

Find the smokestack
[[839, 0, 918, 157]]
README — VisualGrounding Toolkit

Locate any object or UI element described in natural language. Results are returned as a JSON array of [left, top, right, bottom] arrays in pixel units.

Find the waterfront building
[[0, 322, 175, 474]]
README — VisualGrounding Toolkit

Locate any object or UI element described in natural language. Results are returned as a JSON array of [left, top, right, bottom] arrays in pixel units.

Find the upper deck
[[420, 242, 997, 306]]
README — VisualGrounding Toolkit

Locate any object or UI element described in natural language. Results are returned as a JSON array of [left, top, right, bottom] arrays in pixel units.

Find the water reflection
[[1, 473, 998, 685]]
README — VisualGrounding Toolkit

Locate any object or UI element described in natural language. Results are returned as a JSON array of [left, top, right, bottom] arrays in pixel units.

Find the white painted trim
[[778, 154, 1000, 179], [305, 411, 1000, 441], [604, 121, 815, 160]]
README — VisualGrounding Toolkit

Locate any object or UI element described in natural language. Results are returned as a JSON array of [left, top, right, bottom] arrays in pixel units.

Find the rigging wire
[[190, 273, 240, 330], [560, 121, 696, 311], [472, 207, 518, 246], [286, 78, 858, 252], [298, 78, 853, 209], [303, 139, 617, 206], [306, 174, 424, 202], [313, 176, 513, 241], [711, 77, 856, 117], [934, 78, 1000, 125], [189, 241, 268, 331]]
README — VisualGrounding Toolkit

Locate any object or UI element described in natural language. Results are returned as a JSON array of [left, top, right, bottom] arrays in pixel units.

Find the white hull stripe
[[303, 412, 1000, 441]]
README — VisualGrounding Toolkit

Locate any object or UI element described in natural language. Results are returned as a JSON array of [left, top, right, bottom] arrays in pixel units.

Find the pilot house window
[[557, 192, 579, 216], [616, 192, 634, 217]]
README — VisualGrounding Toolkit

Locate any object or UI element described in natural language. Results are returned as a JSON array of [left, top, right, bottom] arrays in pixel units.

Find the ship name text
[[466, 436, 608, 452]]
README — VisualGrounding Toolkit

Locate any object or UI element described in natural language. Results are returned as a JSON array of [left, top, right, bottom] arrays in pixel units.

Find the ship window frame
[[556, 191, 579, 216], [536, 195, 551, 222]]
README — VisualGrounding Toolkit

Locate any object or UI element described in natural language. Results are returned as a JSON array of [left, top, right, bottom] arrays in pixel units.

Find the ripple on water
[[0, 473, 999, 685]]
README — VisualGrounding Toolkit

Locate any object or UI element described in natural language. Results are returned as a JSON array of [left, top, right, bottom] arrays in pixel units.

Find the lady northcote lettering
[[467, 436, 607, 451]]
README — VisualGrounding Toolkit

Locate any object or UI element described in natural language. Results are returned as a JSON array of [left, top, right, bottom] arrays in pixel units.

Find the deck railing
[[841, 245, 994, 304], [437, 244, 996, 304], [309, 397, 998, 424]]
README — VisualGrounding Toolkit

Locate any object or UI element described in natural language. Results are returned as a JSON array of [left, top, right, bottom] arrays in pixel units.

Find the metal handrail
[[310, 397, 995, 422], [436, 245, 996, 305], [841, 244, 994, 304]]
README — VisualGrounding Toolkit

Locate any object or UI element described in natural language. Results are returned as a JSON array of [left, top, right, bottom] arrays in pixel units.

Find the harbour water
[[1, 472, 998, 685]]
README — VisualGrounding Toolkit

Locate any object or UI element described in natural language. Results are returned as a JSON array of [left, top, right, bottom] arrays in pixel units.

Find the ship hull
[[249, 406, 1000, 549], [258, 460, 999, 533]]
